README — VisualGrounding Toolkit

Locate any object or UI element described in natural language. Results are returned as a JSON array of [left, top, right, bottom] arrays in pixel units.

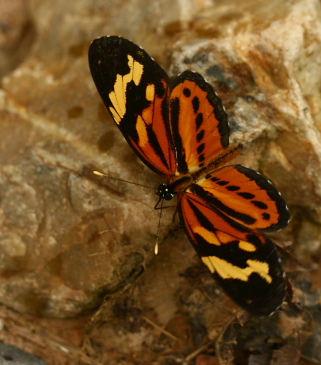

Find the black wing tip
[[244, 295, 286, 317], [89, 36, 134, 60], [89, 35, 168, 81], [212, 260, 286, 316], [90, 35, 130, 45], [218, 267, 286, 316]]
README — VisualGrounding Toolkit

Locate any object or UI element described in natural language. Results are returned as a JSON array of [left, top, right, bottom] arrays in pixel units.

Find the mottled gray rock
[[0, 342, 46, 365]]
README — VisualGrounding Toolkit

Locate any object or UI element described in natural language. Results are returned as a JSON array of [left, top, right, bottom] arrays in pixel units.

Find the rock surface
[[0, 0, 321, 364]]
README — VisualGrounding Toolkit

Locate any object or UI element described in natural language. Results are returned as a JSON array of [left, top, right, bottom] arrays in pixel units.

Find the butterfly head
[[157, 183, 176, 201]]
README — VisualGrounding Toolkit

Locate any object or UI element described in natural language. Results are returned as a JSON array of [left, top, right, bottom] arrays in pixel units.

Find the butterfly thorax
[[157, 144, 243, 202], [192, 144, 243, 180]]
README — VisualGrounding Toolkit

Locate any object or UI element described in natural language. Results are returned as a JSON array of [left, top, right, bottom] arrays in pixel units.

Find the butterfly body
[[88, 36, 290, 316]]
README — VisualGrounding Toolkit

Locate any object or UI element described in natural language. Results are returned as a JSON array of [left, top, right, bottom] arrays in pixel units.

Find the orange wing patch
[[180, 191, 261, 251], [170, 72, 230, 175], [193, 165, 289, 231]]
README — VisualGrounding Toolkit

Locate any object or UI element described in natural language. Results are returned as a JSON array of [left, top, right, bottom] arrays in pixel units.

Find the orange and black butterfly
[[88, 36, 290, 316]]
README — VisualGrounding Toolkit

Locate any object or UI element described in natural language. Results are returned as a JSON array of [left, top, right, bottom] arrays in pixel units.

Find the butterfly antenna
[[154, 198, 164, 255], [93, 170, 157, 190]]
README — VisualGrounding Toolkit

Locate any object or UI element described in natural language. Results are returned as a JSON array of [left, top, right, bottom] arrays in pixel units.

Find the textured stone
[[0, 342, 46, 365], [1, 0, 321, 363], [0, 0, 320, 346]]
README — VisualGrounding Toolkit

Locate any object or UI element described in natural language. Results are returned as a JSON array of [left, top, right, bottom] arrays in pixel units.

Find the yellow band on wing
[[146, 83, 155, 102], [202, 256, 272, 283], [194, 226, 221, 246], [136, 115, 148, 148], [238, 240, 256, 252], [109, 55, 144, 124]]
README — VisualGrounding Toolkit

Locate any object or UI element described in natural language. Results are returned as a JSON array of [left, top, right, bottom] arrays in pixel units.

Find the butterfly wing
[[89, 36, 176, 178], [178, 191, 286, 316], [89, 37, 289, 315], [192, 165, 290, 231], [169, 70, 231, 175]]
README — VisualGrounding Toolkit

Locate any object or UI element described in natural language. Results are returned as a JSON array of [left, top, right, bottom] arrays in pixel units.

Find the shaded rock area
[[0, 0, 321, 364], [0, 341, 46, 365]]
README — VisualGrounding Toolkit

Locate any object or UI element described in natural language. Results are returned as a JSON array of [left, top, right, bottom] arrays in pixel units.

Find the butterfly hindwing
[[178, 192, 286, 316], [89, 36, 176, 178], [192, 165, 290, 231]]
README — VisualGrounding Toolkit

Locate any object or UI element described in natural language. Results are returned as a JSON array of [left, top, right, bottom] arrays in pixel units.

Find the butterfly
[[88, 36, 290, 316]]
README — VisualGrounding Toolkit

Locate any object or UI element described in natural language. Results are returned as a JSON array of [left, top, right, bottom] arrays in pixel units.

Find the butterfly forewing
[[170, 71, 230, 175], [178, 192, 286, 316], [89, 36, 176, 178], [192, 165, 290, 231]]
